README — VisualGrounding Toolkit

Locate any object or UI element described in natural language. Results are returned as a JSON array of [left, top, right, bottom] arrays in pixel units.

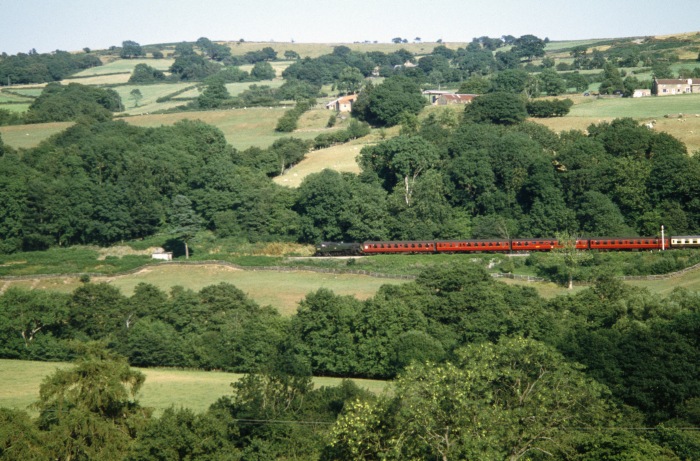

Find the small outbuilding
[[633, 89, 652, 98], [151, 251, 173, 261], [325, 94, 358, 112]]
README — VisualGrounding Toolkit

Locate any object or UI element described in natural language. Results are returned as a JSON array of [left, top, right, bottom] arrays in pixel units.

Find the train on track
[[315, 235, 700, 256]]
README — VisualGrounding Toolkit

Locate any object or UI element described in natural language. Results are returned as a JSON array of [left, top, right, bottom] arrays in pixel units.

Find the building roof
[[325, 94, 358, 108], [655, 78, 697, 85], [440, 93, 477, 102], [423, 90, 452, 95], [337, 94, 358, 104]]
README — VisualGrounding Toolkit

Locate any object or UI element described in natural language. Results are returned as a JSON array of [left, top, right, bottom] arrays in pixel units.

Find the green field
[[544, 38, 615, 52], [0, 359, 389, 417], [99, 265, 405, 316], [239, 61, 294, 77], [0, 92, 33, 103], [112, 82, 199, 114], [0, 122, 73, 149], [569, 92, 700, 118], [5, 88, 44, 97], [71, 58, 175, 77], [0, 263, 407, 316], [0, 103, 30, 113], [125, 106, 332, 149]]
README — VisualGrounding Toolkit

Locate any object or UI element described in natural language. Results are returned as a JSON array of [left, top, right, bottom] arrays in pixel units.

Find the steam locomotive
[[315, 235, 700, 256]]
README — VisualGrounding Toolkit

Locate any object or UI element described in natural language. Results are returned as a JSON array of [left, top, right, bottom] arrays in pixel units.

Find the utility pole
[[661, 225, 665, 251]]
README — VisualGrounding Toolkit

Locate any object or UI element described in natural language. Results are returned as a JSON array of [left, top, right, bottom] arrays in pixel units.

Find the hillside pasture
[[112, 82, 199, 114], [0, 122, 73, 149], [5, 88, 44, 97], [224, 79, 285, 96], [61, 59, 176, 86], [72, 58, 175, 76], [125, 107, 328, 149], [238, 61, 294, 77], [533, 93, 700, 153], [0, 359, 389, 417], [274, 138, 368, 187], [0, 91, 33, 103], [544, 38, 616, 54], [62, 73, 133, 85], [0, 103, 30, 113]]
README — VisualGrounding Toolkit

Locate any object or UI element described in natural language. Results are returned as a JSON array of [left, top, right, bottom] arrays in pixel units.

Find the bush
[[526, 98, 573, 117], [128, 63, 166, 83], [464, 92, 527, 125]]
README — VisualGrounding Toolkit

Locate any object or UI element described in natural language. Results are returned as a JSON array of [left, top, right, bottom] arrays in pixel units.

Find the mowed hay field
[[0, 264, 408, 316], [274, 138, 368, 187], [0, 359, 389, 417]]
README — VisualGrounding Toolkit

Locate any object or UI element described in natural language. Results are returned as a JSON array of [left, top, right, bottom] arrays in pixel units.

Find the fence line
[[491, 273, 546, 282], [618, 261, 700, 281]]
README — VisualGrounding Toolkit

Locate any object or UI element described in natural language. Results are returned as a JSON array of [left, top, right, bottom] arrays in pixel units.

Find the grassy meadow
[[125, 105, 334, 150], [0, 359, 389, 417], [274, 140, 366, 187], [0, 261, 407, 316], [0, 121, 73, 149], [96, 265, 404, 316], [531, 93, 700, 153], [71, 58, 175, 77]]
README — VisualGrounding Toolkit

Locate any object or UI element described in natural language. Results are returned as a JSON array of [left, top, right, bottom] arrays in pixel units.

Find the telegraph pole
[[661, 225, 665, 251]]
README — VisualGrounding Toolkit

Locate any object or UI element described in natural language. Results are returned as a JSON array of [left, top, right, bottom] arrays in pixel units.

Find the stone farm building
[[325, 94, 358, 112], [653, 78, 700, 96]]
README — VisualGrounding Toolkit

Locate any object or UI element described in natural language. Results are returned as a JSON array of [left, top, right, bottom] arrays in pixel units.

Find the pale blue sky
[[1, 0, 699, 54]]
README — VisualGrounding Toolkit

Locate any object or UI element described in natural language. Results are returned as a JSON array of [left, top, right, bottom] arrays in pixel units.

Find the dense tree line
[[24, 82, 123, 123], [2, 110, 699, 254], [0, 49, 101, 85], [1, 261, 699, 459], [0, 119, 305, 253]]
